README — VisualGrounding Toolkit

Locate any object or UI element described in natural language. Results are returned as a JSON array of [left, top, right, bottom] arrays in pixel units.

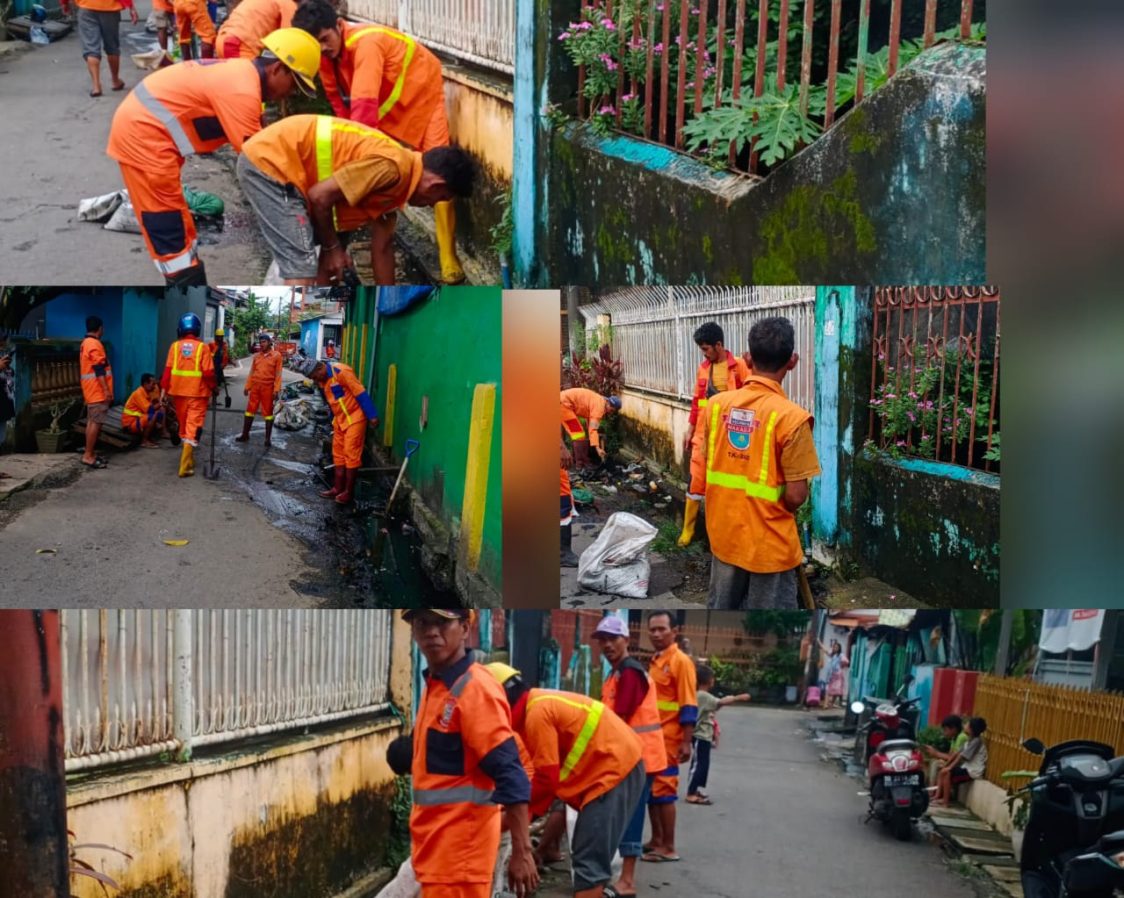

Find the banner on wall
[[1039, 609, 1105, 654]]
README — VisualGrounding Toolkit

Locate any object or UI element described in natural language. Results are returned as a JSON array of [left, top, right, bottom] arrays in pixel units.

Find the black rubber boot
[[235, 416, 252, 442], [561, 523, 579, 568], [263, 420, 273, 449]]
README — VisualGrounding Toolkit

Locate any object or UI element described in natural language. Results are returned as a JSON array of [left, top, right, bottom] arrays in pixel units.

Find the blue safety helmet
[[177, 313, 202, 338], [606, 395, 622, 411]]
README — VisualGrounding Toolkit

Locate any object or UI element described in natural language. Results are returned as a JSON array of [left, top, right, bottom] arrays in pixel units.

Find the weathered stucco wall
[[67, 719, 402, 898], [849, 454, 1000, 606], [617, 389, 692, 472], [540, 42, 985, 286]]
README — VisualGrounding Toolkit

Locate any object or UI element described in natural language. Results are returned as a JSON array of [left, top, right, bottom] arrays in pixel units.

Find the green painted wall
[[367, 287, 503, 591]]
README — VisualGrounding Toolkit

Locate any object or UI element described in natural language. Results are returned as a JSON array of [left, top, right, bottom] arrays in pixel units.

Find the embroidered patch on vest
[[726, 408, 759, 450]]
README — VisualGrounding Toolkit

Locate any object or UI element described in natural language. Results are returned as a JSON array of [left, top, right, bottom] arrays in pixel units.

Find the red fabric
[[613, 665, 648, 721]]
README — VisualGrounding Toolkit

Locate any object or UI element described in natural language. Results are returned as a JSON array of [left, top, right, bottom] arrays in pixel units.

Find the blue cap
[[606, 395, 622, 410]]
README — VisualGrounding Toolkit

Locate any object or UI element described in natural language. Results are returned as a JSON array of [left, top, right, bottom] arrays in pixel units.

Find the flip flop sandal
[[603, 888, 638, 898], [81, 458, 108, 469], [89, 90, 102, 97], [112, 82, 126, 91], [686, 796, 713, 805], [641, 852, 681, 863]]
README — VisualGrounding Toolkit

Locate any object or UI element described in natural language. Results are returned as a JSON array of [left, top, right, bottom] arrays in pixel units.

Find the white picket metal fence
[[61, 609, 393, 771], [579, 286, 817, 412], [347, 0, 514, 74]]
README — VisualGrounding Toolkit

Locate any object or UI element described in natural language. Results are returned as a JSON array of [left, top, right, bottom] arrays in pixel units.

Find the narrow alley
[[542, 706, 987, 898], [0, 355, 441, 604]]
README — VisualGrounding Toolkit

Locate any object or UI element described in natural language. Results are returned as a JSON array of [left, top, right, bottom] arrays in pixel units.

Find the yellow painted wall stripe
[[383, 363, 397, 448], [460, 383, 495, 573]]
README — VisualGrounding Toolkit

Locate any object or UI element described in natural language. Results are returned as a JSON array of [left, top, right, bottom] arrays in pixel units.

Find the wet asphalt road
[[537, 706, 987, 898]]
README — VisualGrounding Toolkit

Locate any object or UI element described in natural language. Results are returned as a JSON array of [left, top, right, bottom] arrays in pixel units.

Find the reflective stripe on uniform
[[656, 700, 679, 712], [413, 784, 495, 806], [324, 363, 354, 426], [704, 401, 784, 503], [344, 26, 417, 119], [314, 116, 403, 230], [155, 243, 200, 276], [450, 669, 473, 698], [173, 340, 204, 378], [633, 723, 662, 733], [528, 693, 605, 781], [134, 81, 196, 157], [123, 409, 144, 417]]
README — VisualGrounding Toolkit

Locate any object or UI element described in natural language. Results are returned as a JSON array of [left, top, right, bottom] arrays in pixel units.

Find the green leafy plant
[[983, 432, 1000, 462], [916, 725, 949, 751], [684, 84, 822, 168], [385, 774, 413, 869], [490, 189, 514, 257], [1001, 769, 1038, 830], [45, 398, 78, 435], [742, 610, 810, 639]]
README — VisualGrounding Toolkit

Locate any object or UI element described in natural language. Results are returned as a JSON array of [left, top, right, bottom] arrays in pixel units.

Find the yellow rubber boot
[[677, 497, 701, 547], [435, 200, 466, 285], [178, 442, 195, 478]]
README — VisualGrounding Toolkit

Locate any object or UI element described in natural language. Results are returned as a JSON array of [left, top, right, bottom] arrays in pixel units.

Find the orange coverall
[[561, 387, 608, 451], [106, 59, 265, 278], [121, 385, 164, 434], [647, 641, 697, 802], [216, 0, 296, 58], [321, 21, 449, 150], [245, 348, 283, 421], [161, 337, 216, 445], [175, 0, 217, 55], [319, 361, 378, 470]]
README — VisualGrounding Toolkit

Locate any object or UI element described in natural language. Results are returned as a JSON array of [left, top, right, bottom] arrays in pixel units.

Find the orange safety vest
[[648, 642, 698, 754], [411, 660, 511, 884], [690, 351, 750, 425], [601, 657, 666, 776], [165, 337, 214, 398], [320, 361, 366, 429], [699, 377, 813, 573], [79, 337, 114, 405], [519, 688, 642, 811], [122, 386, 156, 425]]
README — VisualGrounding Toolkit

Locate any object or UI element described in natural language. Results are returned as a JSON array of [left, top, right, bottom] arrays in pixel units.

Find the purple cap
[[592, 616, 629, 639]]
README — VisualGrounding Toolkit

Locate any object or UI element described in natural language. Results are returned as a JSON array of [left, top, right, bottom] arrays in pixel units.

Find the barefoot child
[[933, 716, 988, 808], [686, 664, 750, 805]]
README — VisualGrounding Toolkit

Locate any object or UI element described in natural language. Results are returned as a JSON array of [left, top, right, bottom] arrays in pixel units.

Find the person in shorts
[[79, 315, 114, 469], [76, 0, 138, 97], [933, 716, 988, 808]]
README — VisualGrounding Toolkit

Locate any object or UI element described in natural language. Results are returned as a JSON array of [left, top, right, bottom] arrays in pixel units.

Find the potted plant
[[1002, 770, 1037, 861], [35, 398, 77, 453]]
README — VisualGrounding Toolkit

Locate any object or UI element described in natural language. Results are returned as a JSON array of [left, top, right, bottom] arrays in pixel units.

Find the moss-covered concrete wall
[[67, 720, 402, 898], [542, 42, 985, 286], [848, 453, 999, 606]]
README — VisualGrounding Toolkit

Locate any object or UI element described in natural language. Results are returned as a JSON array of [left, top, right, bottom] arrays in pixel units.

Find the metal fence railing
[[579, 285, 816, 412], [348, 0, 514, 74], [61, 610, 393, 771], [973, 673, 1124, 791], [565, 0, 983, 175], [868, 285, 1000, 472]]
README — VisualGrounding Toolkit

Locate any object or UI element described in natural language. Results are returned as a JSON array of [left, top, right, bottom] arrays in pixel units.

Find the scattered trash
[[274, 398, 315, 431], [35, 548, 57, 555], [131, 47, 170, 70], [78, 191, 124, 222], [104, 195, 141, 234], [628, 472, 645, 481], [577, 511, 657, 599], [572, 487, 594, 505], [183, 185, 224, 217], [600, 484, 618, 493], [162, 539, 189, 547], [648, 480, 659, 491]]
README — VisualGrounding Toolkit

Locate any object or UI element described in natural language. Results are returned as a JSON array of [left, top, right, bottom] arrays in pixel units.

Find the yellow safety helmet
[[483, 662, 521, 686], [261, 28, 321, 97], [214, 328, 224, 336]]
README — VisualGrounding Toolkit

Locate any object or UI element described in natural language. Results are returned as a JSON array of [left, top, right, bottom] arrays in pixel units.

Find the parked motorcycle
[[851, 677, 929, 841], [1016, 737, 1124, 898]]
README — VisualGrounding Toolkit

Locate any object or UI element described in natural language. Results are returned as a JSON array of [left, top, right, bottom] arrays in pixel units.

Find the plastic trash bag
[[374, 858, 418, 898], [132, 47, 168, 70], [30, 24, 50, 43], [183, 184, 224, 217], [273, 398, 312, 431], [577, 511, 657, 599], [78, 191, 124, 223], [104, 194, 141, 234]]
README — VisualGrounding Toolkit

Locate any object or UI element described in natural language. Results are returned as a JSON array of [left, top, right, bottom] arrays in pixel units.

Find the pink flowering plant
[[867, 349, 997, 467]]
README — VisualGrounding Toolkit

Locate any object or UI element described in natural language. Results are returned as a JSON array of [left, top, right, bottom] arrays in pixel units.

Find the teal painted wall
[[368, 287, 503, 590]]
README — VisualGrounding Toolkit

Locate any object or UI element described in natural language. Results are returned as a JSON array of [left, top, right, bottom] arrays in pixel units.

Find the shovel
[[370, 438, 420, 565], [222, 381, 232, 409], [204, 394, 220, 479]]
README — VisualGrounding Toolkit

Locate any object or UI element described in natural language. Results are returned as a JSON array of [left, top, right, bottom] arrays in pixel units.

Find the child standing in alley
[[686, 664, 750, 805]]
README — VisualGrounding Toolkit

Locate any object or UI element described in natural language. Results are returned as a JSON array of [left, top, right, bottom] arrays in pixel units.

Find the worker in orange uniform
[[106, 30, 321, 287], [237, 113, 477, 285], [679, 321, 752, 547], [561, 388, 621, 468], [688, 316, 821, 610], [175, 0, 217, 59], [79, 315, 114, 470], [560, 438, 577, 568], [151, 0, 174, 60], [591, 615, 666, 898], [293, 0, 466, 284], [291, 354, 378, 504], [121, 373, 169, 447], [217, 0, 297, 58], [404, 610, 539, 898], [644, 610, 697, 863], [208, 327, 231, 370], [76, 0, 137, 98], [236, 332, 283, 447], [485, 663, 647, 898], [324, 339, 335, 359], [161, 313, 217, 477]]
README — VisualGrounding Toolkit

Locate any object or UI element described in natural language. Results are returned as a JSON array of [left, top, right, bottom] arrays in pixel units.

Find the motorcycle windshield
[[1040, 740, 1116, 773]]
